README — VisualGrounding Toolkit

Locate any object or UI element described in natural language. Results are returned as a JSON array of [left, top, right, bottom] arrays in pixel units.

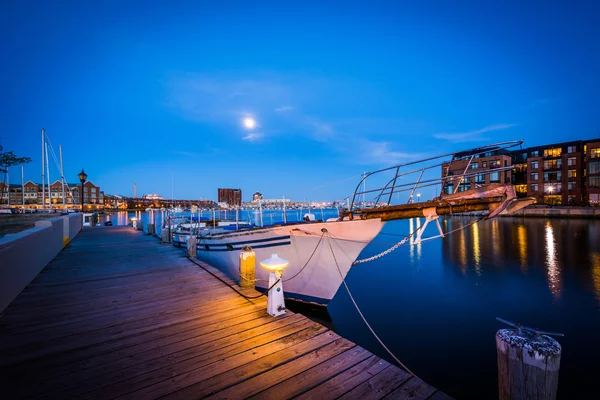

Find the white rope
[[327, 233, 419, 377]]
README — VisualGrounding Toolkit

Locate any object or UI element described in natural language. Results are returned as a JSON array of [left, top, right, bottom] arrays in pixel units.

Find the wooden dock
[[0, 226, 452, 399]]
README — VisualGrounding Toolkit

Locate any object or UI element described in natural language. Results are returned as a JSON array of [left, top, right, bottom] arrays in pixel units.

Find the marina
[[0, 226, 452, 399]]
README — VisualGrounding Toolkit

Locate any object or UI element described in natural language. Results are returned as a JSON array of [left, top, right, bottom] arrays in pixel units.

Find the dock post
[[161, 226, 170, 243], [239, 246, 255, 289], [147, 223, 155, 236], [186, 234, 197, 257], [496, 318, 563, 400]]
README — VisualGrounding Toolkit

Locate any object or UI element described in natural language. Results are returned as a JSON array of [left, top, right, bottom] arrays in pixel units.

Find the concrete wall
[[0, 213, 82, 313]]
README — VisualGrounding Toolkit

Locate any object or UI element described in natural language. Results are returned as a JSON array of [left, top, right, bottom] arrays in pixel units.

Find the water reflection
[[471, 222, 481, 275], [409, 217, 422, 262], [545, 221, 562, 299], [516, 224, 527, 271], [591, 253, 600, 302]]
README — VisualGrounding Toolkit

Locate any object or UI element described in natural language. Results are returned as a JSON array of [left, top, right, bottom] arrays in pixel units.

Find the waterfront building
[[252, 191, 263, 201], [441, 150, 512, 195], [0, 180, 104, 210], [442, 138, 600, 206], [217, 188, 242, 207]]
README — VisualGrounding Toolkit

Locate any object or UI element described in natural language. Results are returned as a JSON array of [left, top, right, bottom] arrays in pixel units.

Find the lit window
[[591, 148, 600, 159], [567, 157, 576, 166], [568, 170, 576, 178], [531, 172, 539, 180], [543, 148, 562, 157]]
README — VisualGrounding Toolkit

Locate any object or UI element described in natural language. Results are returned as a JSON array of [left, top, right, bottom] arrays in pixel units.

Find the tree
[[1, 145, 32, 205]]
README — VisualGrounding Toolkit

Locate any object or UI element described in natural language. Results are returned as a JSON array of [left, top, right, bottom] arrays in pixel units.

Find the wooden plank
[[295, 355, 391, 400], [427, 390, 455, 400], [245, 345, 373, 400], [206, 339, 357, 399], [119, 325, 334, 400], [22, 314, 311, 399], [336, 365, 412, 400], [383, 377, 437, 399]]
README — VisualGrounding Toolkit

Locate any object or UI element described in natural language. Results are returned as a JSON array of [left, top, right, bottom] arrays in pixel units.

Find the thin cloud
[[242, 132, 263, 142], [275, 105, 294, 112], [433, 123, 516, 143]]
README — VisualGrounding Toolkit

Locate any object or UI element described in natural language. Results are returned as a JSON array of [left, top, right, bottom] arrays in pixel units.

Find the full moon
[[243, 117, 256, 129]]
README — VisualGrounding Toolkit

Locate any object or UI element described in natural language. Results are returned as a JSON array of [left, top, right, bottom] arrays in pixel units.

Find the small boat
[[173, 140, 534, 305]]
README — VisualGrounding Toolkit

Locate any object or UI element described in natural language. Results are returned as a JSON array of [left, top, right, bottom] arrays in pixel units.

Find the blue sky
[[2, 0, 599, 201]]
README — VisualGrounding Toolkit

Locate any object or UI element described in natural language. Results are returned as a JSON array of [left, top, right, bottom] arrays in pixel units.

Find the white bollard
[[266, 271, 286, 317]]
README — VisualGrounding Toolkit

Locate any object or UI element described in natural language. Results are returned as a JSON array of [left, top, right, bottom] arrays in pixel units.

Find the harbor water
[[100, 210, 600, 399]]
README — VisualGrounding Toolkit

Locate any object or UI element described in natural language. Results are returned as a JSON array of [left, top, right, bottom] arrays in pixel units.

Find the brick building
[[442, 138, 600, 206], [217, 188, 242, 207], [0, 180, 104, 210]]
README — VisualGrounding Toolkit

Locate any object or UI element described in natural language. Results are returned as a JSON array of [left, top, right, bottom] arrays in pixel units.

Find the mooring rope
[[326, 232, 419, 378]]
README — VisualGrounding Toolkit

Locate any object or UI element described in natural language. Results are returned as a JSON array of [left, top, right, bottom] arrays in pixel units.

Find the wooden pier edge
[[0, 226, 454, 400]]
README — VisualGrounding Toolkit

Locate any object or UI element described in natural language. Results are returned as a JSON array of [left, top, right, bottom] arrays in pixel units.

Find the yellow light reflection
[[516, 225, 527, 271], [472, 222, 481, 276], [458, 226, 467, 274], [545, 222, 562, 299], [491, 219, 500, 259], [591, 253, 600, 303]]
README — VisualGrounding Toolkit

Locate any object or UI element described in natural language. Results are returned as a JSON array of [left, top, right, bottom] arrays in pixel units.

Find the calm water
[[100, 211, 600, 399]]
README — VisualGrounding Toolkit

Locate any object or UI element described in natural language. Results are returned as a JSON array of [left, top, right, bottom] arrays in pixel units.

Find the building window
[[444, 185, 454, 194], [567, 157, 576, 166], [482, 161, 487, 168], [531, 150, 539, 157], [544, 183, 561, 193], [515, 185, 527, 193], [530, 161, 538, 169], [568, 182, 576, 190], [489, 172, 500, 182], [543, 159, 561, 170], [531, 172, 539, 181], [475, 175, 486, 184], [530, 184, 539, 192], [567, 146, 576, 153], [568, 170, 576, 178], [470, 162, 478, 169], [590, 193, 600, 206], [490, 160, 501, 169], [591, 148, 600, 159], [544, 148, 562, 158], [590, 161, 600, 174], [590, 176, 600, 188], [544, 172, 561, 181]]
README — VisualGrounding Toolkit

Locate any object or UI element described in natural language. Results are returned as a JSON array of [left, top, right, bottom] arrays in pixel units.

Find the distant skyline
[[2, 1, 599, 201]]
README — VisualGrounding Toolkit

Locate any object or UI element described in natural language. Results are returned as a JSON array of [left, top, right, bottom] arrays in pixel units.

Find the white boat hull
[[173, 218, 385, 304]]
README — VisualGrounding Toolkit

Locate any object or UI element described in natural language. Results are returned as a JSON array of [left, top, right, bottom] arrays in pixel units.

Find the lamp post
[[260, 253, 290, 316], [78, 169, 87, 212], [417, 193, 421, 203]]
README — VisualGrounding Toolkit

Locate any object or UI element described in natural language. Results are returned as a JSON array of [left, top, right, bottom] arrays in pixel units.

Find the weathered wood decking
[[0, 226, 452, 399]]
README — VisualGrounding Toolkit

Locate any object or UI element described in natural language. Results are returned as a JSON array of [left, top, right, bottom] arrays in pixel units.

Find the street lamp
[[417, 193, 421, 202], [78, 168, 87, 212]]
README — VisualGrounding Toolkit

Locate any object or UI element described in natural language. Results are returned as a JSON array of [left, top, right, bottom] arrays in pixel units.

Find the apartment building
[[217, 188, 242, 207], [0, 180, 104, 209], [442, 138, 600, 206]]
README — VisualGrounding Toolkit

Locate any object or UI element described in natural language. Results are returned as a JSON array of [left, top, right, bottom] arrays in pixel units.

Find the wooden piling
[[496, 328, 562, 400], [186, 234, 197, 257], [147, 223, 155, 235]]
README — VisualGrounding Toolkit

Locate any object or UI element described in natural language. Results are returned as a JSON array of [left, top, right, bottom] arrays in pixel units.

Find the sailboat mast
[[41, 128, 45, 211], [21, 165, 24, 207], [59, 145, 66, 211], [45, 142, 51, 211]]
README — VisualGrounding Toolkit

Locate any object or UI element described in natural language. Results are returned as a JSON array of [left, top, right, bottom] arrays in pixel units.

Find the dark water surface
[[328, 216, 600, 400], [101, 211, 600, 399]]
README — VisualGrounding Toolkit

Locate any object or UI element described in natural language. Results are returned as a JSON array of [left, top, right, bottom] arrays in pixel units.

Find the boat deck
[[0, 226, 452, 399]]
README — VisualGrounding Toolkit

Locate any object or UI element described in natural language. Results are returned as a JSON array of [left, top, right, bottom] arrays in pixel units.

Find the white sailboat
[[173, 140, 534, 304]]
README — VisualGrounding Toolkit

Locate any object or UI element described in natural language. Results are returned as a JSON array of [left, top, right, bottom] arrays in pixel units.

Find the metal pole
[[59, 145, 66, 211], [21, 165, 25, 207], [45, 142, 51, 212], [41, 128, 45, 211], [282, 195, 287, 224], [6, 169, 10, 207]]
